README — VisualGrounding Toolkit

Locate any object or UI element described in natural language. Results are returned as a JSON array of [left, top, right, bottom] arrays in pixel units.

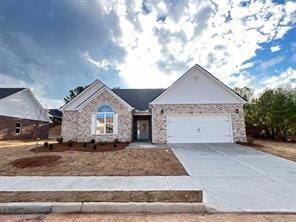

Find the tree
[[242, 87, 296, 140], [64, 86, 87, 103], [233, 86, 254, 102]]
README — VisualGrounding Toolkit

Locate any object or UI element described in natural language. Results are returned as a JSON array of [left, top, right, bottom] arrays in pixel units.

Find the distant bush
[[83, 143, 88, 147], [49, 144, 54, 150], [43, 142, 48, 148], [90, 139, 96, 144], [93, 144, 97, 150], [67, 140, 74, 147], [56, 137, 63, 144]]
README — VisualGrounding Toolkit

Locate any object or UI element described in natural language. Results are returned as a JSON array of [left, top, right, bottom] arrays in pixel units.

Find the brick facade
[[151, 104, 246, 144], [0, 115, 49, 140], [61, 90, 132, 142]]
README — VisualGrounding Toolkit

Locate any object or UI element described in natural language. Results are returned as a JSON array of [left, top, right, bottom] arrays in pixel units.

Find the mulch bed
[[0, 191, 202, 203], [30, 142, 129, 153], [10, 155, 62, 168]]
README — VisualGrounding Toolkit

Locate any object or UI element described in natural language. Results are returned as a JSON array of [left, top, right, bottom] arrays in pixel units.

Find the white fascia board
[[60, 79, 104, 111], [77, 86, 133, 111]]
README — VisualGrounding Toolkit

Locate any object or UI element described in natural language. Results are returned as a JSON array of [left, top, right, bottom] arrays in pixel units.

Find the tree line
[[234, 87, 296, 141]]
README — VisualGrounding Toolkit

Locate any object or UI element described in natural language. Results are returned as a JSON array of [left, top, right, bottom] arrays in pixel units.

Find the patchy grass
[[0, 145, 187, 176], [240, 140, 296, 162], [0, 191, 202, 203]]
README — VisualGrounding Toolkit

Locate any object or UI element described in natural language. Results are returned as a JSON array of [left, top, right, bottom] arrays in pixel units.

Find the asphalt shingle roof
[[112, 88, 165, 111], [0, 88, 25, 100]]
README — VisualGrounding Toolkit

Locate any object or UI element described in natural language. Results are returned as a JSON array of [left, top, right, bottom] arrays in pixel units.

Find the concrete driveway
[[171, 143, 296, 212]]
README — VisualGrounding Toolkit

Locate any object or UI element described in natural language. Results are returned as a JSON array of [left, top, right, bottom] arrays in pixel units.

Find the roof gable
[[151, 64, 246, 104], [0, 88, 25, 100], [112, 89, 165, 111], [77, 86, 133, 111], [0, 88, 50, 122], [60, 79, 104, 111]]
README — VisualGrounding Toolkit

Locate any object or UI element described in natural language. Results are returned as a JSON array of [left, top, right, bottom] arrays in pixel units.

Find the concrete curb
[[0, 202, 205, 214]]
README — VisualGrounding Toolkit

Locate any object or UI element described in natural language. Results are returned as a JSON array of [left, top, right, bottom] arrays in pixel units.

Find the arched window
[[96, 105, 114, 134]]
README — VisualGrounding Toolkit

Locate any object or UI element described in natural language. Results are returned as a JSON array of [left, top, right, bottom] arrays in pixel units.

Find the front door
[[137, 120, 149, 140]]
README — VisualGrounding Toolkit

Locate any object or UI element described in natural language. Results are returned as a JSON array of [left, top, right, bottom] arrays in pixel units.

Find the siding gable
[[151, 65, 245, 104]]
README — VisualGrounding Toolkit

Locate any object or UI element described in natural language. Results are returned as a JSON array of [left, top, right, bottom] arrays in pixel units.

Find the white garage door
[[167, 115, 233, 143]]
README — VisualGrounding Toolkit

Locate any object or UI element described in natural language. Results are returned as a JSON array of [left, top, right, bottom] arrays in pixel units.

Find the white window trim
[[96, 111, 114, 135], [15, 122, 22, 135]]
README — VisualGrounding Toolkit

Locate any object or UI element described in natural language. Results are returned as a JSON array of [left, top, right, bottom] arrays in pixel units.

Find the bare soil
[[0, 191, 201, 203], [240, 139, 296, 162], [30, 142, 129, 153], [0, 146, 187, 176], [10, 155, 62, 168]]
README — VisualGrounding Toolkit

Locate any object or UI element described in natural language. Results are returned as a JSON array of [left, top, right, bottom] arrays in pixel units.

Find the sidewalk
[[0, 176, 199, 191]]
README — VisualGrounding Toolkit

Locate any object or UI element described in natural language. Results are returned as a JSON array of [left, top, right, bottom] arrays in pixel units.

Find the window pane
[[16, 122, 21, 128], [96, 125, 104, 134], [106, 124, 113, 134], [97, 113, 104, 124], [15, 128, 21, 134], [98, 105, 113, 113], [105, 113, 113, 123]]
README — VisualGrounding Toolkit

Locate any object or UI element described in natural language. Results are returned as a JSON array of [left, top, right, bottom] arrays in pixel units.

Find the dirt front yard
[[247, 140, 296, 161], [0, 145, 187, 176]]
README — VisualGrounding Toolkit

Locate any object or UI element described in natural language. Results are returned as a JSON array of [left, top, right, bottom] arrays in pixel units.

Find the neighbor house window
[[96, 105, 114, 134], [15, 122, 22, 135]]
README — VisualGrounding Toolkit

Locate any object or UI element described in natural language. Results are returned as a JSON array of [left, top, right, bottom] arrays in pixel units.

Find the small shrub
[[49, 144, 54, 150], [93, 144, 97, 150], [113, 139, 119, 143], [246, 136, 254, 144], [43, 142, 48, 148], [67, 140, 74, 147], [83, 143, 88, 147], [56, 137, 63, 144], [113, 143, 117, 148], [90, 139, 96, 144]]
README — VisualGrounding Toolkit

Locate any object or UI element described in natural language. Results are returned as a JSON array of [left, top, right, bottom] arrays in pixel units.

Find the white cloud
[[270, 45, 281, 52], [103, 0, 296, 89], [262, 67, 296, 89]]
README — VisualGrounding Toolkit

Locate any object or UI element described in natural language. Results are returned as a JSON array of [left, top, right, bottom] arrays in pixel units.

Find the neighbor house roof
[[112, 89, 165, 111], [48, 109, 63, 118], [0, 88, 25, 100]]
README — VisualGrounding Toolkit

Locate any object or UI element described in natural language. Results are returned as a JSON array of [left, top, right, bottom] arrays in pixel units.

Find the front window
[[15, 122, 22, 135], [96, 105, 114, 134]]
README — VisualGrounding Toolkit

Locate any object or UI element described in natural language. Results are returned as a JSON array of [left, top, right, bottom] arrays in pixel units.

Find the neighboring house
[[61, 64, 246, 144], [0, 88, 50, 140]]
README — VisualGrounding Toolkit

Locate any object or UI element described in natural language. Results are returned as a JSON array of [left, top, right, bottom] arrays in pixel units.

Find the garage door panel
[[167, 115, 233, 143]]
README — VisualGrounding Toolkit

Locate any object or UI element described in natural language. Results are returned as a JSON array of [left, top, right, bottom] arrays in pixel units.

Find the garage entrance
[[167, 115, 233, 143]]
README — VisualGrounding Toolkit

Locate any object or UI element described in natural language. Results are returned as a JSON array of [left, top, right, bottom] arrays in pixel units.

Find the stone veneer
[[61, 90, 132, 142], [151, 104, 246, 144]]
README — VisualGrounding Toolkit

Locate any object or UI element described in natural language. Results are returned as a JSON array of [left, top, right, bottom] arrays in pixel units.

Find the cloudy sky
[[0, 0, 295, 108]]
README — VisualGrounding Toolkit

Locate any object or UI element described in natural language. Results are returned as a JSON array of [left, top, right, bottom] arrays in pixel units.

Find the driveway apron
[[171, 143, 296, 212]]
